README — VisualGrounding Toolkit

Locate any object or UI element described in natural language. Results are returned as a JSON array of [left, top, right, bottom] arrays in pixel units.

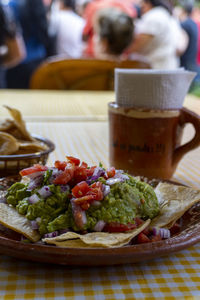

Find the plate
[[0, 176, 200, 266]]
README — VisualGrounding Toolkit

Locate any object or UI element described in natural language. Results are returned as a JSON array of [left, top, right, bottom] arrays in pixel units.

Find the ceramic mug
[[108, 102, 200, 180]]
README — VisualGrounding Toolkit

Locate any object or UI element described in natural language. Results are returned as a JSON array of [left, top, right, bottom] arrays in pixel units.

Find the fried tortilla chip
[[0, 132, 19, 155], [4, 105, 34, 142], [0, 119, 15, 131], [0, 203, 41, 242], [17, 141, 47, 154], [150, 182, 200, 229], [48, 239, 94, 248], [43, 219, 150, 248]]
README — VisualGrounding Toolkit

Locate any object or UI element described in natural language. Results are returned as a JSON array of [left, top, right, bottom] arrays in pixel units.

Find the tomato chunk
[[20, 164, 48, 176], [106, 167, 116, 178], [86, 166, 96, 177], [80, 201, 90, 210], [72, 181, 90, 198], [137, 232, 151, 244], [73, 194, 94, 204], [53, 164, 75, 185], [73, 166, 87, 183], [54, 160, 67, 171], [104, 222, 137, 233], [135, 217, 144, 227], [169, 223, 181, 235], [66, 156, 80, 166], [88, 181, 103, 201], [81, 161, 88, 168]]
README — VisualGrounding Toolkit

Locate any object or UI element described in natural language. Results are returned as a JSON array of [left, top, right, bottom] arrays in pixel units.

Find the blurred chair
[[30, 56, 151, 90]]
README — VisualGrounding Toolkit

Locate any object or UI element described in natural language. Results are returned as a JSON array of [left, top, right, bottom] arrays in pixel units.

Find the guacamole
[[5, 157, 160, 235]]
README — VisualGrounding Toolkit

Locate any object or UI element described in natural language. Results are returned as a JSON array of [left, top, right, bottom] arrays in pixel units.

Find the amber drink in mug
[[109, 69, 200, 180], [108, 103, 200, 180]]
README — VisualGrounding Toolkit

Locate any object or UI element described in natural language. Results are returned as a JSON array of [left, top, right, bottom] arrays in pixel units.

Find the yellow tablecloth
[[0, 90, 200, 300]]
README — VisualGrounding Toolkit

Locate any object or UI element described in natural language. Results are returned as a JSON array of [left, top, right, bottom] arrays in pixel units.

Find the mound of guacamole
[[5, 160, 160, 235]]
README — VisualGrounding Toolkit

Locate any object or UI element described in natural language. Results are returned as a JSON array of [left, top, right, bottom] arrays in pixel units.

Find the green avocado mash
[[6, 172, 159, 235], [84, 175, 158, 231], [6, 181, 70, 235]]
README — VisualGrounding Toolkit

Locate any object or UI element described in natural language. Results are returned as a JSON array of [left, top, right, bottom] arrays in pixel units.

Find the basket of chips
[[0, 106, 55, 176]]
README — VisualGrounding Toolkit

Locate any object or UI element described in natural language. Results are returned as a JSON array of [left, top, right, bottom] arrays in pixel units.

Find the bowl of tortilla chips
[[0, 106, 55, 176]]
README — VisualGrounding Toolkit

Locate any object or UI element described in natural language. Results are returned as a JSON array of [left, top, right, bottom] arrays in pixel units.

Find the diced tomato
[[141, 226, 151, 236], [66, 156, 80, 166], [80, 202, 90, 210], [103, 222, 137, 233], [19, 164, 48, 176], [54, 160, 67, 171], [106, 167, 116, 178], [137, 232, 151, 244], [86, 166, 96, 177], [81, 161, 88, 168], [88, 181, 103, 201], [90, 181, 102, 189], [169, 222, 181, 235], [73, 166, 87, 183], [73, 194, 94, 204], [53, 164, 75, 185], [88, 188, 103, 201], [72, 181, 90, 198], [151, 234, 162, 242], [135, 217, 145, 227]]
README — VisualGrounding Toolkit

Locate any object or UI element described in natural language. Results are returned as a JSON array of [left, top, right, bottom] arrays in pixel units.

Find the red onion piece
[[44, 231, 59, 238], [28, 194, 40, 204], [93, 220, 106, 232], [71, 200, 87, 230], [152, 227, 171, 239], [31, 220, 39, 230], [27, 175, 44, 191], [59, 228, 69, 235], [103, 184, 110, 197], [87, 167, 105, 184], [37, 186, 52, 198], [106, 178, 121, 185], [0, 197, 6, 203]]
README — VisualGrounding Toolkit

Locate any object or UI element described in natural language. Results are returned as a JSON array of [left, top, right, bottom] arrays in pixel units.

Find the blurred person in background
[[0, 2, 25, 88], [128, 0, 186, 69], [92, 7, 134, 60], [6, 0, 55, 89], [82, 0, 136, 57], [76, 0, 91, 17], [191, 1, 200, 65], [51, 0, 85, 58], [179, 1, 200, 85]]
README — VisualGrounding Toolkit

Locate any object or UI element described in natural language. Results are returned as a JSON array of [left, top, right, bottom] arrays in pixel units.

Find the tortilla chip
[[0, 203, 41, 242], [0, 132, 19, 155], [49, 239, 96, 248], [4, 106, 34, 142], [0, 119, 15, 131], [150, 182, 200, 229], [43, 219, 150, 248], [17, 141, 47, 154]]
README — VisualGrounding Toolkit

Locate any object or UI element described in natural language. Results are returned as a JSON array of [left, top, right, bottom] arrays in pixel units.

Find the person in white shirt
[[53, 0, 85, 58], [129, 0, 185, 69]]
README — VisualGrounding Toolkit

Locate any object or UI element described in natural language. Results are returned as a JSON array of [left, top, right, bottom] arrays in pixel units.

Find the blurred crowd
[[0, 0, 200, 89]]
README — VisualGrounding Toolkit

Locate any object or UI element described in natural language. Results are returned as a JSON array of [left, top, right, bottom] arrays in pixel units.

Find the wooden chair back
[[30, 57, 151, 90]]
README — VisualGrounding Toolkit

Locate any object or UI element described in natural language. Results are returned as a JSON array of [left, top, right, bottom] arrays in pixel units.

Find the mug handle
[[173, 107, 200, 166]]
